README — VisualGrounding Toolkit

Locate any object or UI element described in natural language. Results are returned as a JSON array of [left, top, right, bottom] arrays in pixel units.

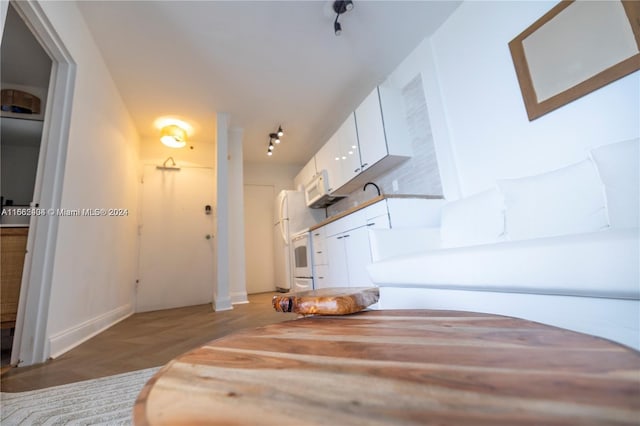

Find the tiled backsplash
[[327, 75, 443, 216]]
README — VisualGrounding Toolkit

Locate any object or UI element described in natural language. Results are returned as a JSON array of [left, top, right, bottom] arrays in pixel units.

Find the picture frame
[[509, 0, 640, 121]]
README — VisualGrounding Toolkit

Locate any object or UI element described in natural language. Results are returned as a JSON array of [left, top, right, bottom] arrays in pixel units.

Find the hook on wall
[[156, 156, 181, 171]]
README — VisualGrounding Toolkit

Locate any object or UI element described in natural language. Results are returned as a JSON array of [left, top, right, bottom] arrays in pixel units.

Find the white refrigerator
[[273, 190, 324, 292]]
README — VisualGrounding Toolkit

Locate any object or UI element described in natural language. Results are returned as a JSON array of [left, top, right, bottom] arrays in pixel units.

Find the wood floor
[[0, 292, 297, 392]]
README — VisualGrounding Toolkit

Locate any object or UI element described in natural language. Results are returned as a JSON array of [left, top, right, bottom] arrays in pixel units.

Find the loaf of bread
[[272, 287, 379, 315]]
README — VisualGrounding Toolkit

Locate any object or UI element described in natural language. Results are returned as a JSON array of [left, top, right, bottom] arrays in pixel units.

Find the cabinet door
[[343, 226, 375, 287], [354, 87, 388, 172], [294, 157, 317, 190], [314, 265, 330, 289], [326, 234, 349, 287], [315, 132, 343, 194], [335, 113, 361, 185]]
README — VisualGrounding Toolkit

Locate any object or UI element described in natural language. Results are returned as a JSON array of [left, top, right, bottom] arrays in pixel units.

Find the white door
[[137, 165, 215, 312], [244, 184, 275, 294]]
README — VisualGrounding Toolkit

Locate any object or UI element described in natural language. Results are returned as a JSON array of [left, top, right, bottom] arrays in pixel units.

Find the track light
[[332, 0, 353, 36], [266, 125, 285, 156], [334, 19, 342, 36]]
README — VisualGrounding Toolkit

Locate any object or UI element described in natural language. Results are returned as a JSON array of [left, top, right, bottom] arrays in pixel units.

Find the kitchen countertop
[[310, 194, 443, 231]]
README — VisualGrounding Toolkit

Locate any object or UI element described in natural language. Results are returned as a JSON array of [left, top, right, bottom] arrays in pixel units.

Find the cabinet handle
[[343, 234, 350, 238], [337, 236, 343, 240], [354, 168, 360, 173], [367, 222, 376, 226], [316, 251, 322, 254], [314, 233, 320, 236], [361, 163, 368, 168], [328, 187, 333, 192]]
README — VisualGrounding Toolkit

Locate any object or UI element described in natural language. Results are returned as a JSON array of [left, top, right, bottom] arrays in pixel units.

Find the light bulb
[[277, 126, 284, 137]]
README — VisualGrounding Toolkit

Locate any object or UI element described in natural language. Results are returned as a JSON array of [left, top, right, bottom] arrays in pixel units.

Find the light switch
[[392, 180, 399, 192]]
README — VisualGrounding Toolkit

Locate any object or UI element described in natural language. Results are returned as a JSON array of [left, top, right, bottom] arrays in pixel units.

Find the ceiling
[[74, 1, 460, 165]]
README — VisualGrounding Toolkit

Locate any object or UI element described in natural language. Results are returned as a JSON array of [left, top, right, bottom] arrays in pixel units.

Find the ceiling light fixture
[[270, 133, 281, 144], [160, 124, 187, 148], [332, 0, 354, 36], [266, 125, 285, 156]]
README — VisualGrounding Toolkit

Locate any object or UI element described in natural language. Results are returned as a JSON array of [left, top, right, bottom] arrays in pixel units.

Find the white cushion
[[590, 138, 639, 229], [497, 159, 608, 241], [440, 188, 505, 248], [368, 228, 640, 300]]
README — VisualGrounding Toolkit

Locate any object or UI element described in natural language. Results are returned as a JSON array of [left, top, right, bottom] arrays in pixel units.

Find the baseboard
[[213, 296, 233, 311], [48, 304, 133, 359], [231, 291, 249, 305]]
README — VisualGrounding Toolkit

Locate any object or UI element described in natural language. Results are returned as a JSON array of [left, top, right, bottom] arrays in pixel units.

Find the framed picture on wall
[[509, 0, 640, 121]]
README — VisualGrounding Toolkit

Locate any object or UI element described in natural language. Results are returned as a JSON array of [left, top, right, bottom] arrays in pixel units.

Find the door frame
[[7, 0, 76, 366]]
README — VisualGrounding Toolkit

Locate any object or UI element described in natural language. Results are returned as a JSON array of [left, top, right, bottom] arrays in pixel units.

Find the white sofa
[[367, 138, 640, 350]]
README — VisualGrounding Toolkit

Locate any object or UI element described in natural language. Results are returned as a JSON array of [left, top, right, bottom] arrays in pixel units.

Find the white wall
[[1, 144, 40, 206], [244, 162, 300, 195], [140, 138, 216, 168], [38, 1, 141, 357], [388, 1, 639, 199]]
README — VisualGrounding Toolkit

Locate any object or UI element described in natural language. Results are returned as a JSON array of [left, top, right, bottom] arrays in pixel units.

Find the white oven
[[291, 230, 313, 287]]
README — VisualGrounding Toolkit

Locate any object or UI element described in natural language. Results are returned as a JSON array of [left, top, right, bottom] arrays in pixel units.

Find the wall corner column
[[214, 112, 232, 311]]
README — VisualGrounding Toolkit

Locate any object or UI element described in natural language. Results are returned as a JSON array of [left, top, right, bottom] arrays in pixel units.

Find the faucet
[[363, 182, 381, 196]]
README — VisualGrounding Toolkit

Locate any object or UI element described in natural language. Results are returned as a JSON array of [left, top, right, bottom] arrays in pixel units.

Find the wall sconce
[[333, 0, 354, 36], [267, 125, 285, 156], [160, 124, 187, 148]]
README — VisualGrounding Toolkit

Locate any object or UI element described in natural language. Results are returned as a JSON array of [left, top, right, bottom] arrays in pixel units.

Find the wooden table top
[[134, 310, 640, 425]]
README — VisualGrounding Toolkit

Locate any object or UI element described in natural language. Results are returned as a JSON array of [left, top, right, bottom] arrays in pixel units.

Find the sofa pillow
[[440, 188, 505, 248], [497, 159, 608, 241], [590, 138, 639, 229]]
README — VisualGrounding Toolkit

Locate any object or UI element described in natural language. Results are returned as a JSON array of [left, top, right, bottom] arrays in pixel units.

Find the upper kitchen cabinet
[[347, 86, 412, 192], [334, 113, 360, 191], [308, 85, 412, 197], [294, 157, 317, 190], [314, 113, 359, 195]]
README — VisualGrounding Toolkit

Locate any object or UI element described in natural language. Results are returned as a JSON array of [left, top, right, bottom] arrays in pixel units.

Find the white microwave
[[304, 170, 344, 209]]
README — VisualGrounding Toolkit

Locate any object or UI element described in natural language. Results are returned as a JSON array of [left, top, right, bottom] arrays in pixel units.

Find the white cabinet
[[334, 114, 360, 190], [338, 86, 412, 193], [316, 200, 390, 288], [326, 233, 350, 286], [311, 227, 329, 289], [294, 157, 317, 191], [316, 88, 412, 196], [314, 130, 341, 193], [354, 88, 387, 172], [310, 198, 442, 289], [298, 85, 413, 199], [314, 114, 359, 195]]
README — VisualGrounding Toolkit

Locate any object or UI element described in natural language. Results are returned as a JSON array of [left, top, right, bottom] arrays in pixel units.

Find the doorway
[[137, 164, 216, 312], [0, 2, 53, 367], [1, 1, 76, 366], [243, 184, 275, 294]]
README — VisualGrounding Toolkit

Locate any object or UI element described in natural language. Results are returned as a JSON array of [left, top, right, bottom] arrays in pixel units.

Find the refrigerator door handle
[[279, 193, 288, 244], [279, 192, 287, 222], [280, 218, 287, 244]]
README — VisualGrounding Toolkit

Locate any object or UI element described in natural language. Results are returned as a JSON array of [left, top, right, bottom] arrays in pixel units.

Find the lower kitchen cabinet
[[310, 197, 442, 289]]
